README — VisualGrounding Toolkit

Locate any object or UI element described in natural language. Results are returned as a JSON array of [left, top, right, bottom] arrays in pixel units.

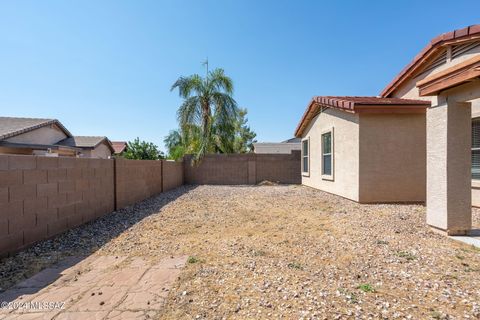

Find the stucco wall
[[89, 142, 112, 159], [253, 143, 301, 154], [391, 43, 480, 101], [358, 113, 426, 203], [6, 125, 68, 145], [391, 43, 480, 208], [472, 184, 480, 207], [301, 108, 360, 202]]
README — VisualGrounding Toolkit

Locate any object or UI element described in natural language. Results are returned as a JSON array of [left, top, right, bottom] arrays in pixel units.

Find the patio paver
[[0, 254, 187, 319]]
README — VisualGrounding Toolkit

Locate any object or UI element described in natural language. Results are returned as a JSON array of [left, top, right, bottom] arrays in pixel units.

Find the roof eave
[[0, 119, 73, 141], [381, 25, 480, 97], [294, 99, 430, 137]]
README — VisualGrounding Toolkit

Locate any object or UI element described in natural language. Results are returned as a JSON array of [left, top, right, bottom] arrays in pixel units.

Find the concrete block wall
[[184, 154, 251, 185], [162, 160, 184, 192], [184, 151, 301, 185], [256, 151, 301, 184], [1, 151, 295, 257], [114, 159, 163, 209], [0, 155, 114, 257], [0, 156, 184, 257]]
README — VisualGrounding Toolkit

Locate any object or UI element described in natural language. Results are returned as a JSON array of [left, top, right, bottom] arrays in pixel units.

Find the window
[[321, 129, 333, 179], [302, 138, 309, 174], [472, 118, 480, 180]]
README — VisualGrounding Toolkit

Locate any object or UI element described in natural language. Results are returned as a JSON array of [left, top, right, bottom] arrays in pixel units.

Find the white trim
[[301, 137, 310, 177], [321, 127, 334, 181]]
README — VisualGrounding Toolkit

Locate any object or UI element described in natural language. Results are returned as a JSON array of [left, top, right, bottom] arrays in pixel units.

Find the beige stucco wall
[[301, 108, 360, 201], [253, 143, 301, 154], [391, 43, 480, 209], [81, 142, 112, 159], [358, 113, 426, 203], [6, 124, 68, 145], [472, 184, 480, 207], [391, 43, 480, 101]]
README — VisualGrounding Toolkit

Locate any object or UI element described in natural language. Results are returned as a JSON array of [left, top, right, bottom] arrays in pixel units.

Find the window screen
[[322, 132, 332, 176], [472, 118, 480, 179]]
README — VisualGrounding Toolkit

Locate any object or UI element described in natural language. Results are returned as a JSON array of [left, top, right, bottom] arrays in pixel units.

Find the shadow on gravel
[[0, 185, 196, 294]]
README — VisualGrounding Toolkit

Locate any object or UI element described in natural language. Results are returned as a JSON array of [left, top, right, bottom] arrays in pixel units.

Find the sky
[[0, 1, 479, 151]]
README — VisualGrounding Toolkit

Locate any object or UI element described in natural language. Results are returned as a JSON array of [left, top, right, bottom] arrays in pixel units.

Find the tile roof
[[381, 24, 480, 97], [111, 141, 127, 154], [0, 117, 72, 141], [57, 136, 112, 150], [294, 96, 430, 137]]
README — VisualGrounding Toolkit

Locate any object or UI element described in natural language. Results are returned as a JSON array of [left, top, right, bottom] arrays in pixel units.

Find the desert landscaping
[[1, 185, 479, 319]]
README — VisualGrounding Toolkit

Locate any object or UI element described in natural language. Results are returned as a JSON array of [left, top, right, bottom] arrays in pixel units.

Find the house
[[380, 25, 480, 236], [0, 117, 114, 158], [111, 141, 128, 156], [0, 117, 79, 157], [295, 97, 429, 203], [253, 138, 301, 154], [295, 24, 480, 236], [57, 136, 114, 159]]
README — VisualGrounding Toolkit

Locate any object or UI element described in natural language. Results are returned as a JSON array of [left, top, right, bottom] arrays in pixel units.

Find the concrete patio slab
[[449, 229, 480, 248], [0, 255, 188, 319]]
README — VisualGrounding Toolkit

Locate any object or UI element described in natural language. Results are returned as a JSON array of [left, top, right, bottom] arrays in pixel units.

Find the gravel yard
[[1, 185, 480, 319]]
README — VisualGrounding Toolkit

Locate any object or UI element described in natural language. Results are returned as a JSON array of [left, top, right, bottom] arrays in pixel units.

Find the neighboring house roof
[[57, 136, 115, 153], [281, 138, 301, 143], [111, 141, 127, 154], [294, 96, 430, 137], [0, 117, 72, 141], [0, 141, 80, 152], [381, 24, 480, 97]]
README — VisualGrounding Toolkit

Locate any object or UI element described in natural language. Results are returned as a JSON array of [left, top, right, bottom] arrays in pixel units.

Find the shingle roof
[[381, 24, 480, 97], [281, 138, 301, 143], [294, 96, 430, 137], [111, 141, 127, 154], [0, 117, 72, 141], [57, 136, 114, 152]]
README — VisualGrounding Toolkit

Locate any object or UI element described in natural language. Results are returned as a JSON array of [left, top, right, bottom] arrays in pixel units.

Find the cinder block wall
[[0, 155, 184, 257], [1, 151, 295, 257], [114, 159, 163, 209], [0, 155, 114, 257], [184, 151, 301, 185], [163, 160, 184, 192]]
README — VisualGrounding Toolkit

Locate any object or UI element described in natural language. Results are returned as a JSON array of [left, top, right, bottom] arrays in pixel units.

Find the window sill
[[302, 172, 310, 177], [322, 175, 334, 181], [472, 179, 480, 188]]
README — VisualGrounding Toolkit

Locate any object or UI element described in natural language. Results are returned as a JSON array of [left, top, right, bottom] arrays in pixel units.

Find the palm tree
[[171, 68, 238, 161]]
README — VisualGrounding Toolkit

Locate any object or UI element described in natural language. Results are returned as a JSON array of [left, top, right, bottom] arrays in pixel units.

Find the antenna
[[202, 58, 209, 77]]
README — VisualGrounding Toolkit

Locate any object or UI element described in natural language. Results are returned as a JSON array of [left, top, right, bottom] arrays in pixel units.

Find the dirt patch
[[1, 185, 480, 319]]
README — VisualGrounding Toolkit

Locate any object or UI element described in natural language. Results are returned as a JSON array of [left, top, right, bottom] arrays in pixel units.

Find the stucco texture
[[5, 125, 68, 145], [301, 108, 426, 203], [300, 108, 360, 202], [358, 113, 426, 203], [81, 142, 112, 159]]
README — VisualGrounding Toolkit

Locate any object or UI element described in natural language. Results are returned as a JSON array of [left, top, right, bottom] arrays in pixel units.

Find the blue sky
[[0, 1, 479, 151]]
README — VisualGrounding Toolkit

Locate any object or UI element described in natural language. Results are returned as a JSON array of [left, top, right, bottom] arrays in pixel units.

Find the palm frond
[[208, 68, 234, 95], [171, 74, 204, 98], [177, 96, 202, 128]]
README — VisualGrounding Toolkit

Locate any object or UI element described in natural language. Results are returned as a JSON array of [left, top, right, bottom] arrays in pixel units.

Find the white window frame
[[321, 127, 334, 181], [472, 117, 480, 182], [301, 137, 310, 176]]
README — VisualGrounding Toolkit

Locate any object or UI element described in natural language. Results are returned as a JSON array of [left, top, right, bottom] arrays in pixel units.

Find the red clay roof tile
[[294, 96, 430, 137], [381, 24, 480, 97]]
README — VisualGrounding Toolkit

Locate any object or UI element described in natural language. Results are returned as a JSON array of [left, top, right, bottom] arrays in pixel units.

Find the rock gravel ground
[[1, 185, 480, 319]]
